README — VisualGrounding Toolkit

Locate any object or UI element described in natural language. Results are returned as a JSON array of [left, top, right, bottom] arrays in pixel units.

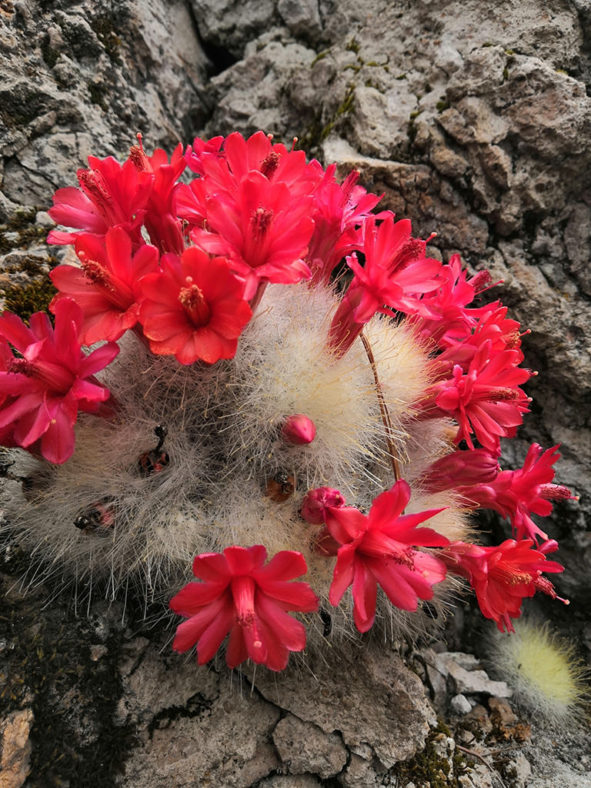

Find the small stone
[[450, 694, 472, 715], [464, 704, 493, 736], [89, 644, 108, 661], [0, 708, 34, 788], [35, 211, 54, 228], [501, 751, 531, 788]]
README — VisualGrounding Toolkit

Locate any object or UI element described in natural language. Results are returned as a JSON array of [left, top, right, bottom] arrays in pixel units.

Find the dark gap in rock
[[186, 2, 238, 78]]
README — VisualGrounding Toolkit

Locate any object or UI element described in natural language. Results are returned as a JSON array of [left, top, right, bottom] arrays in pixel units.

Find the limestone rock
[[251, 645, 436, 770], [272, 714, 347, 778]]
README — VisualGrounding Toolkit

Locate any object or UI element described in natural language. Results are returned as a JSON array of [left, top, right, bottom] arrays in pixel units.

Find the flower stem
[[360, 331, 401, 483]]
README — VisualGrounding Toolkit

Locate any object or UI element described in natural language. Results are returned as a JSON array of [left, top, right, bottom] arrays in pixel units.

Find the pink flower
[[421, 340, 532, 451], [48, 155, 152, 246], [50, 227, 159, 344], [281, 414, 316, 445], [307, 167, 385, 286], [443, 538, 566, 632], [411, 255, 493, 345], [0, 299, 118, 463], [327, 214, 442, 356], [323, 480, 449, 632], [423, 448, 500, 493], [456, 444, 575, 542], [170, 545, 319, 671], [138, 247, 252, 365]]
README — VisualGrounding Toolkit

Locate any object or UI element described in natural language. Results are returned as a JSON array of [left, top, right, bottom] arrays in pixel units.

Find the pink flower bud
[[281, 414, 316, 445], [300, 487, 345, 524], [423, 449, 500, 493]]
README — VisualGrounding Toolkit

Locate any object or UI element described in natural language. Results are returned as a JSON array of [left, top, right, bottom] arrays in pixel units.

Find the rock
[[450, 694, 472, 715], [500, 751, 532, 788], [272, 714, 347, 778], [432, 652, 513, 698], [119, 645, 281, 787], [259, 775, 323, 787], [251, 645, 436, 769], [0, 708, 33, 788], [277, 0, 322, 39]]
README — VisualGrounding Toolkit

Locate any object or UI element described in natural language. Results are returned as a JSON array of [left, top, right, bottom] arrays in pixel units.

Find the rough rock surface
[[1, 0, 590, 785]]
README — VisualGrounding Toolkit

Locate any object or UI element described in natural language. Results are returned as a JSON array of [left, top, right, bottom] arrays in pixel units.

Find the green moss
[[392, 722, 471, 788], [1, 278, 57, 320], [299, 84, 356, 152], [90, 13, 123, 61], [0, 212, 47, 255], [346, 38, 360, 54], [311, 49, 329, 67], [436, 98, 450, 113]]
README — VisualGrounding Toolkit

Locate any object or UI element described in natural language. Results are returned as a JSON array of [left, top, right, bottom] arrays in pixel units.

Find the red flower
[[443, 539, 566, 632], [307, 167, 385, 286], [423, 448, 500, 493], [50, 227, 159, 344], [170, 545, 319, 671], [456, 444, 574, 542], [411, 255, 493, 346], [327, 214, 441, 356], [129, 137, 187, 254], [0, 299, 118, 463], [48, 155, 152, 246], [138, 247, 252, 364], [323, 480, 448, 632], [422, 340, 532, 451], [189, 172, 314, 299]]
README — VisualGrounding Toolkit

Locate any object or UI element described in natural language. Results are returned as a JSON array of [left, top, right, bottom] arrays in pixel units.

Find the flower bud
[[281, 414, 316, 445], [300, 487, 345, 524]]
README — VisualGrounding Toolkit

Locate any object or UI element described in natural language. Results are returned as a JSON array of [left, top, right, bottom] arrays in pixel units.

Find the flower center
[[260, 152, 281, 179], [250, 207, 273, 241], [178, 278, 211, 327]]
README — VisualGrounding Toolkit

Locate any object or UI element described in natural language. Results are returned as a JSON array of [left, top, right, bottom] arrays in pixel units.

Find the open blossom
[[456, 444, 574, 542], [0, 299, 118, 464], [328, 214, 441, 356], [170, 545, 319, 671], [184, 130, 321, 198], [189, 171, 315, 299], [48, 155, 152, 246], [443, 539, 566, 632], [322, 480, 448, 632], [129, 137, 187, 254], [411, 255, 493, 346], [138, 247, 252, 364], [420, 340, 532, 451], [50, 227, 159, 344], [307, 167, 385, 286]]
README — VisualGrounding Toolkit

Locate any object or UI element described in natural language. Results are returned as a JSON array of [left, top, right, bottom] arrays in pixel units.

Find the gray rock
[[251, 645, 436, 770], [450, 694, 472, 715], [272, 714, 347, 778], [433, 652, 513, 698]]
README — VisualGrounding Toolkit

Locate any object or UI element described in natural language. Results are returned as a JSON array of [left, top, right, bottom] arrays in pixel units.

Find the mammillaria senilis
[[0, 131, 575, 671]]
